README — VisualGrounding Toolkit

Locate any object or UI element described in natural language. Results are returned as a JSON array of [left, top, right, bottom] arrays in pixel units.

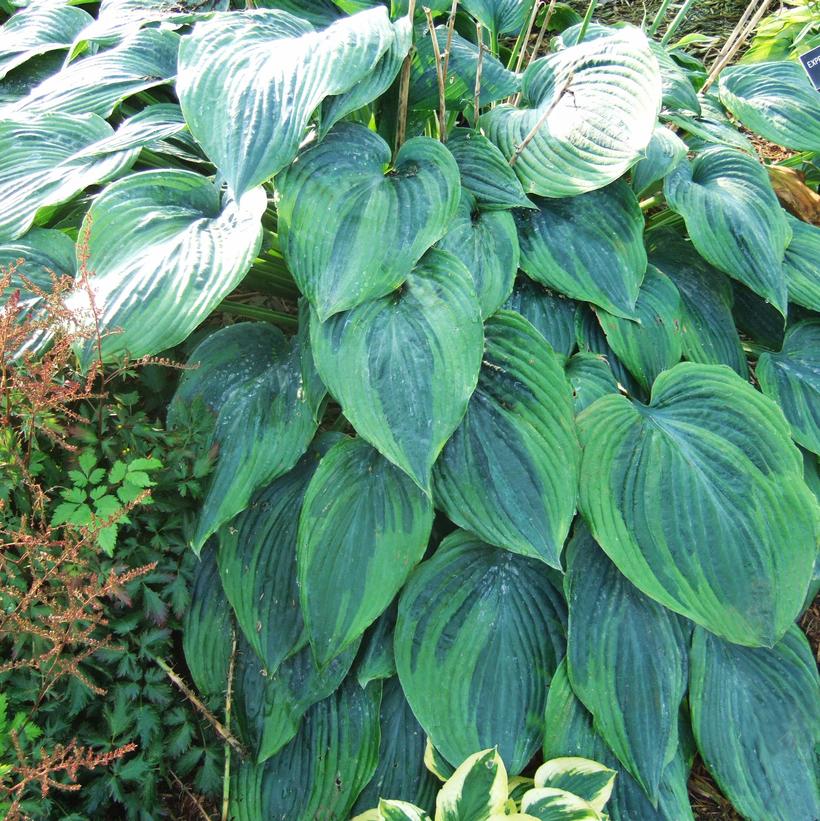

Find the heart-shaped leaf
[[311, 248, 483, 490], [395, 530, 567, 775], [462, 0, 531, 35], [433, 310, 580, 568], [632, 125, 687, 197], [278, 123, 461, 319], [503, 279, 577, 361], [578, 362, 816, 647], [783, 212, 820, 312]]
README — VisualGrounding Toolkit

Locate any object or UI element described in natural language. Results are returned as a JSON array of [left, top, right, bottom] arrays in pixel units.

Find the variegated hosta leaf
[[664, 146, 790, 315], [4, 28, 179, 116], [297, 437, 434, 665], [436, 748, 508, 821], [0, 4, 92, 79], [565, 353, 618, 415], [565, 524, 689, 802], [70, 169, 264, 364], [395, 530, 567, 775], [0, 113, 135, 242], [516, 180, 646, 318], [783, 212, 820, 312], [648, 230, 747, 376], [410, 26, 519, 111], [232, 678, 381, 821], [690, 626, 820, 821], [757, 320, 820, 454], [632, 126, 687, 196], [578, 362, 816, 647], [311, 249, 483, 490], [234, 637, 360, 762], [719, 60, 820, 153], [533, 757, 616, 813], [433, 310, 580, 568], [447, 128, 533, 211], [503, 279, 577, 362], [277, 123, 460, 320], [519, 788, 600, 820], [74, 104, 187, 156], [462, 0, 530, 35], [481, 26, 661, 197], [595, 265, 683, 392], [177, 7, 397, 196], [169, 323, 318, 552], [437, 191, 518, 318]]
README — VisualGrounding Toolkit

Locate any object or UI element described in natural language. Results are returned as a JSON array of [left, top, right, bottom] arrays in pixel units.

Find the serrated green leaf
[[503, 279, 577, 362]]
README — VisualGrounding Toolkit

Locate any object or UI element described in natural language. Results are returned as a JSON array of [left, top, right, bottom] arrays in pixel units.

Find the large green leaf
[[515, 181, 646, 318], [0, 113, 135, 242], [74, 103, 187, 156], [757, 320, 820, 454], [169, 323, 318, 551], [533, 758, 616, 813], [481, 26, 661, 197], [503, 279, 577, 362], [577, 362, 816, 647], [70, 169, 264, 364], [254, 0, 343, 26], [649, 40, 700, 114], [395, 530, 567, 775], [565, 353, 618, 415], [631, 126, 687, 197], [311, 248, 483, 490], [5, 28, 179, 116], [232, 678, 381, 821], [277, 123, 460, 320], [462, 0, 531, 35], [719, 60, 820, 153], [177, 7, 397, 196], [435, 748, 508, 821], [297, 437, 433, 665], [664, 95, 755, 155], [565, 524, 688, 801], [595, 265, 683, 392], [433, 311, 580, 568], [783, 212, 820, 312], [664, 146, 790, 315], [437, 191, 518, 318], [690, 626, 820, 821]]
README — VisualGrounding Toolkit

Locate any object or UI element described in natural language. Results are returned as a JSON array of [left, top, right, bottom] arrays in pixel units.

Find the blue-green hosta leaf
[[177, 8, 396, 196], [533, 758, 616, 813], [719, 60, 820, 153], [783, 212, 820, 312], [296, 297, 327, 425], [297, 437, 433, 665], [0, 228, 75, 306], [731, 280, 785, 351], [462, 0, 531, 35], [410, 26, 519, 111], [757, 320, 820, 454], [648, 230, 747, 376], [355, 605, 397, 688], [0, 4, 92, 79], [632, 126, 687, 197], [578, 362, 816, 647], [70, 170, 264, 363], [75, 104, 187, 156], [649, 40, 700, 114], [565, 524, 688, 801], [516, 180, 646, 318], [481, 26, 661, 197], [665, 107, 755, 155], [690, 626, 820, 821], [433, 310, 580, 568], [520, 788, 601, 820], [595, 265, 683, 392], [664, 146, 790, 314], [395, 530, 567, 774], [447, 128, 533, 211], [565, 353, 619, 415], [352, 678, 439, 816], [503, 279, 577, 361], [4, 29, 179, 116], [169, 323, 318, 551], [277, 123, 460, 319], [254, 0, 344, 27], [437, 191, 518, 318], [232, 678, 381, 821], [311, 249, 483, 490], [234, 637, 360, 762], [436, 748, 508, 821], [0, 113, 135, 242]]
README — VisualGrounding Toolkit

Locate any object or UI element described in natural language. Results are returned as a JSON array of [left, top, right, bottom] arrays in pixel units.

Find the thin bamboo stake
[[474, 22, 484, 121], [513, 0, 542, 75], [530, 0, 556, 63], [509, 71, 574, 165], [395, 0, 417, 152], [705, 0, 761, 80], [442, 0, 458, 83], [424, 6, 448, 142], [220, 632, 236, 821]]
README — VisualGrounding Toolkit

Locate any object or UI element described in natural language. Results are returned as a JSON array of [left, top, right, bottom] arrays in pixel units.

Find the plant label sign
[[799, 45, 820, 90]]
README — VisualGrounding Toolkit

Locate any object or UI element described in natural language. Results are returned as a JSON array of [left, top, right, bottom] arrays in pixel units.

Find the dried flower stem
[[424, 7, 448, 142], [395, 0, 417, 153]]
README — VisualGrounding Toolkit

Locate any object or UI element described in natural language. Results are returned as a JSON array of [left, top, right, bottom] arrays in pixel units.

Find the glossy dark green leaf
[[757, 320, 820, 454], [433, 310, 579, 567], [297, 437, 433, 665], [435, 748, 508, 821], [783, 212, 820, 312], [578, 362, 816, 647], [595, 265, 683, 392], [277, 123, 460, 319], [565, 353, 619, 415], [311, 248, 483, 490], [690, 626, 820, 821], [664, 146, 790, 315], [515, 181, 646, 319], [631, 126, 687, 197], [395, 530, 567, 774], [503, 279, 577, 362], [565, 524, 689, 801]]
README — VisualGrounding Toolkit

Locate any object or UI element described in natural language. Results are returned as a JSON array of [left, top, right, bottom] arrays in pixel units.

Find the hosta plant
[[1, 0, 819, 819]]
